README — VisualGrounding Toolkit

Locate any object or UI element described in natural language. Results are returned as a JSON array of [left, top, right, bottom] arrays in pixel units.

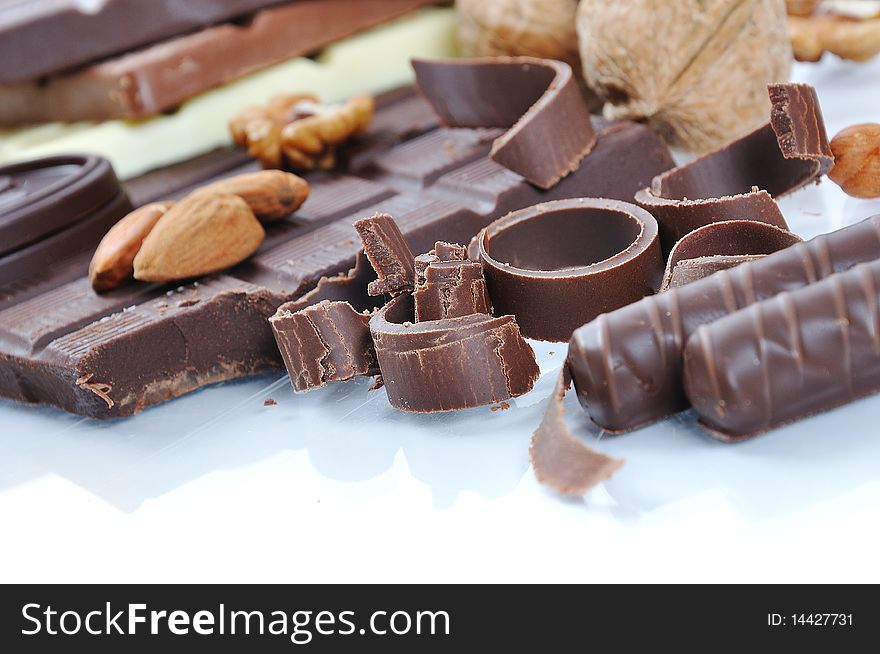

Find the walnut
[[457, 0, 581, 69], [228, 94, 373, 171], [577, 0, 793, 153], [790, 14, 880, 61]]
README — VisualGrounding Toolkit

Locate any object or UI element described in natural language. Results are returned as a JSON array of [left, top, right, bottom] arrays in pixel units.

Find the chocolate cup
[[478, 198, 662, 342], [660, 220, 803, 290]]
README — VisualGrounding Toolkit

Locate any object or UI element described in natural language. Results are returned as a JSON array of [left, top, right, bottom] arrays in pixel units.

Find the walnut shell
[[577, 0, 793, 153], [457, 0, 581, 68]]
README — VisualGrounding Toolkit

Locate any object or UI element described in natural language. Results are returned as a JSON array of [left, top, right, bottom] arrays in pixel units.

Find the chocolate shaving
[[75, 372, 115, 409], [529, 368, 624, 495], [369, 294, 539, 413], [478, 198, 662, 342], [354, 213, 416, 297], [412, 57, 596, 189], [270, 299, 376, 392], [413, 259, 491, 321], [660, 220, 802, 290], [635, 83, 833, 252]]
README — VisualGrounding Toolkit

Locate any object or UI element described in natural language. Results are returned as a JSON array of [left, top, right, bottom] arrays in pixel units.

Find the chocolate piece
[[431, 241, 467, 261], [0, 155, 133, 309], [529, 369, 624, 495], [635, 83, 833, 251], [478, 198, 662, 342], [684, 259, 880, 439], [661, 220, 802, 290], [354, 213, 416, 296], [412, 57, 596, 189], [0, 0, 286, 84], [0, 0, 437, 124], [413, 259, 491, 321], [369, 294, 539, 413], [567, 214, 880, 433], [0, 88, 673, 418], [270, 300, 376, 392]]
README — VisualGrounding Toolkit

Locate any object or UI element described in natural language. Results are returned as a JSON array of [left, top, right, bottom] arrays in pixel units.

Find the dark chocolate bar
[[635, 83, 833, 252], [684, 259, 880, 439], [478, 198, 662, 342], [660, 220, 802, 290], [0, 87, 674, 418], [0, 0, 286, 84], [567, 215, 880, 433], [0, 0, 438, 124]]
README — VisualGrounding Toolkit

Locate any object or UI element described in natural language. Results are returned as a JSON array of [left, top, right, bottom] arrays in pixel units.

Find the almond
[[202, 170, 309, 222], [89, 202, 171, 292], [133, 191, 264, 282]]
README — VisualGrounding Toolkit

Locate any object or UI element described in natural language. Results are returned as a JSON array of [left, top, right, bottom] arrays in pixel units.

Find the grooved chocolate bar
[[0, 88, 674, 418], [685, 259, 880, 439], [0, 0, 438, 124], [567, 215, 880, 433], [0, 0, 286, 84]]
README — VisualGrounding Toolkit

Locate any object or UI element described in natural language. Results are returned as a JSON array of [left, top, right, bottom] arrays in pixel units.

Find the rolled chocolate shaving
[[661, 220, 802, 290], [411, 57, 596, 189], [567, 214, 880, 433], [413, 259, 491, 321], [478, 198, 662, 342], [529, 368, 624, 496], [369, 294, 539, 413], [354, 213, 416, 296], [684, 259, 880, 440], [635, 83, 833, 252], [270, 300, 376, 392], [269, 253, 382, 391]]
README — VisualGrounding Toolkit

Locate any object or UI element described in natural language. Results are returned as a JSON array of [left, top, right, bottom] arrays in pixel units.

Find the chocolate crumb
[[263, 398, 277, 406], [490, 401, 510, 412]]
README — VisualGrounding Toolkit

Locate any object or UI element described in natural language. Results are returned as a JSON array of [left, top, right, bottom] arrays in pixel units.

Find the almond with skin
[[133, 191, 265, 282], [89, 202, 171, 292], [201, 170, 309, 222]]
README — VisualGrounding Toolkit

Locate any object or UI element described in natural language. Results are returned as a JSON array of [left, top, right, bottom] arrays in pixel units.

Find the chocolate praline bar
[[684, 259, 880, 439], [567, 215, 880, 433], [0, 87, 674, 418]]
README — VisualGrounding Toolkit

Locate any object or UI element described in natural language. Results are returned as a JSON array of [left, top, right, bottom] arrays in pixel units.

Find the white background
[[1, 57, 879, 584]]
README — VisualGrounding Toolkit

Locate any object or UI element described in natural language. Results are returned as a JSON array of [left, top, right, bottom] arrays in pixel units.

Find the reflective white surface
[[2, 58, 880, 583]]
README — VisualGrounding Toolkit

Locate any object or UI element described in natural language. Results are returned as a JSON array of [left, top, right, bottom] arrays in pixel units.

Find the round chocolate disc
[[0, 154, 123, 256]]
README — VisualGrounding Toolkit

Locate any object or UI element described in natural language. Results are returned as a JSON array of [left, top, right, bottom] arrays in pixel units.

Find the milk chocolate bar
[[635, 83, 833, 251], [0, 0, 440, 124], [0, 87, 674, 417], [0, 0, 285, 84], [684, 259, 880, 439], [567, 215, 880, 433]]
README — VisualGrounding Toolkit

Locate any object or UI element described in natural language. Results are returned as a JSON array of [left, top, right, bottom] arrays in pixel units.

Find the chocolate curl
[[660, 220, 802, 290], [413, 241, 491, 322], [412, 57, 596, 189], [270, 299, 376, 392], [684, 259, 880, 440], [370, 294, 539, 413], [269, 253, 382, 392], [530, 368, 624, 495], [635, 83, 833, 252], [354, 212, 416, 296]]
